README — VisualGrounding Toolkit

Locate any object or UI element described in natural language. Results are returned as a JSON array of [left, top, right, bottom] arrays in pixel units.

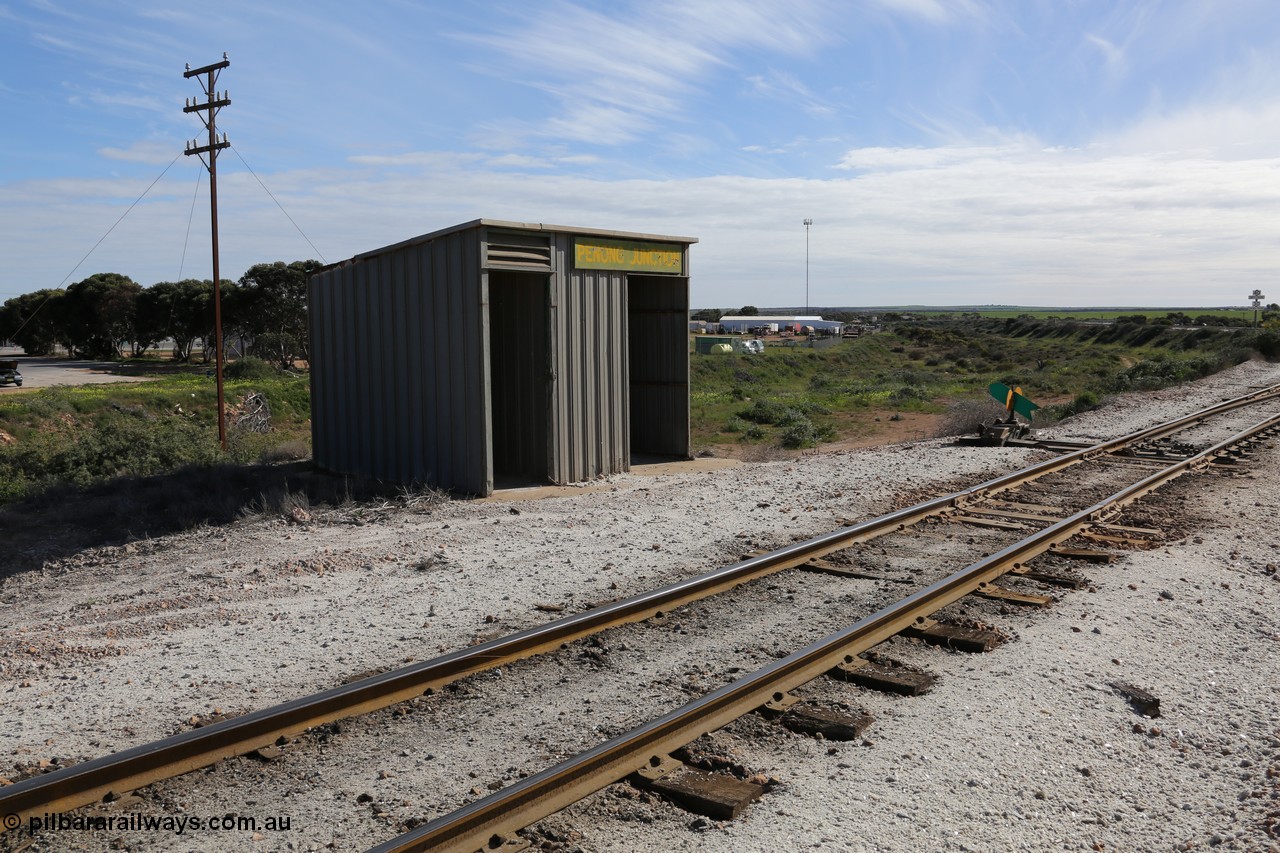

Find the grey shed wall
[[310, 227, 489, 495], [549, 234, 630, 483], [310, 221, 693, 496]]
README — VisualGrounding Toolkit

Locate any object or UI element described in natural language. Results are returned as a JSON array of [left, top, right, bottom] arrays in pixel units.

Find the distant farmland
[[725, 306, 1264, 323], [907, 307, 1258, 322]]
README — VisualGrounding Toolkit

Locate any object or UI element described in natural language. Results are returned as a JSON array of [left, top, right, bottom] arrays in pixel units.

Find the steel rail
[[371, 406, 1280, 853], [3, 384, 1279, 826]]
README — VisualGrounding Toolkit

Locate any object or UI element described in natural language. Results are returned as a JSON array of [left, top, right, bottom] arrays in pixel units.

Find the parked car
[[0, 360, 23, 387]]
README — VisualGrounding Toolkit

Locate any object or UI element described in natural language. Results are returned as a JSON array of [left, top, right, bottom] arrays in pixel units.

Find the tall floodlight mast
[[804, 218, 813, 315], [183, 54, 232, 451]]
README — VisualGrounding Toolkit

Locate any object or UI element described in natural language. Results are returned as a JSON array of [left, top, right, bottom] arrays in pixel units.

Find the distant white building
[[718, 315, 843, 333]]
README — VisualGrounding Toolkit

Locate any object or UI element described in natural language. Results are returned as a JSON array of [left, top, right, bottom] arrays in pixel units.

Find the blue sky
[[2, 0, 1278, 309]]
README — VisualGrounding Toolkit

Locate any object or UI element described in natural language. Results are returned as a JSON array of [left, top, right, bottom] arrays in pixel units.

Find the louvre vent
[[486, 232, 553, 270]]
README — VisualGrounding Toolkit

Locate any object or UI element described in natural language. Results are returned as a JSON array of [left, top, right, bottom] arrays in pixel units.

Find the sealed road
[[0, 349, 157, 391]]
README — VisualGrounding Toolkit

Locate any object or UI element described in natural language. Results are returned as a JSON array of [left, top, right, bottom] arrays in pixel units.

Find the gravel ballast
[[2, 360, 1278, 852]]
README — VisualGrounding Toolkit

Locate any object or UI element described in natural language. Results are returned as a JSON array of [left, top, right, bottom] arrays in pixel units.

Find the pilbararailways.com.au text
[[22, 812, 292, 835]]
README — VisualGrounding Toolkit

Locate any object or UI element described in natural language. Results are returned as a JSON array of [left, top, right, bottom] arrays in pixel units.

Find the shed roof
[[340, 219, 698, 267], [720, 315, 828, 323]]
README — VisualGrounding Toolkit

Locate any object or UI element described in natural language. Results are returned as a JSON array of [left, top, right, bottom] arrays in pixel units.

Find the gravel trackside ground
[[2, 360, 1279, 853]]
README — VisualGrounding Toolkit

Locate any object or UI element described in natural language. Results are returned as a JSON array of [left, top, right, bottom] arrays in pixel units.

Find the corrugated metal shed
[[719, 315, 843, 332], [309, 219, 696, 496]]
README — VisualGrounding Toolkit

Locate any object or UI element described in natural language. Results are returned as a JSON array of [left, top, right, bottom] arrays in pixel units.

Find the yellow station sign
[[574, 238, 683, 274]]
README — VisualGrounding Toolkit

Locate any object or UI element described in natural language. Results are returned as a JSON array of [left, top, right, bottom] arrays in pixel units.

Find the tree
[[191, 279, 238, 363], [233, 260, 322, 368], [136, 279, 214, 361], [63, 273, 141, 358], [690, 308, 723, 322], [827, 310, 862, 323], [738, 305, 759, 316], [0, 289, 67, 355]]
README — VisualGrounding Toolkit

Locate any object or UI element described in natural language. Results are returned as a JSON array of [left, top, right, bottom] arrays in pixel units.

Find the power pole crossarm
[[184, 56, 230, 79], [183, 53, 231, 451]]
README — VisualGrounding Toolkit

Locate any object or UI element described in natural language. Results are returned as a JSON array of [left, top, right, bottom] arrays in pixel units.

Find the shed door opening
[[627, 274, 690, 459], [489, 271, 551, 485]]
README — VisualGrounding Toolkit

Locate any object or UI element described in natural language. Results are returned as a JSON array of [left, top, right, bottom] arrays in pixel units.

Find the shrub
[[1110, 355, 1220, 391], [1072, 390, 1099, 411], [1041, 390, 1103, 423], [224, 356, 279, 380], [780, 420, 815, 448], [889, 385, 928, 404], [739, 399, 789, 424], [1255, 332, 1280, 359], [0, 411, 220, 496], [779, 415, 835, 448], [934, 398, 1001, 437]]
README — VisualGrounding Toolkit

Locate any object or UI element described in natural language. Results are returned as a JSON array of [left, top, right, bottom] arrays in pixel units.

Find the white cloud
[[98, 140, 179, 164], [864, 0, 988, 26], [346, 151, 485, 168], [7, 117, 1277, 310], [8, 60, 1280, 310], [835, 142, 1029, 171], [456, 0, 834, 147], [746, 70, 835, 116], [69, 87, 166, 113], [486, 154, 552, 169], [1097, 97, 1280, 161], [1084, 33, 1125, 76]]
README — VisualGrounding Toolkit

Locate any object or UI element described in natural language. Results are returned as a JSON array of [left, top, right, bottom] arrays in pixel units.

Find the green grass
[[905, 307, 1260, 323], [2, 318, 1277, 502], [0, 370, 311, 502], [690, 320, 1277, 449]]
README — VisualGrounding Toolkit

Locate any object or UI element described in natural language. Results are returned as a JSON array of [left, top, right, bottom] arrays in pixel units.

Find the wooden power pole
[[183, 54, 231, 451]]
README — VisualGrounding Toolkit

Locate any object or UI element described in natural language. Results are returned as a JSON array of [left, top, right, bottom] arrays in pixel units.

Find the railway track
[[4, 383, 1280, 850]]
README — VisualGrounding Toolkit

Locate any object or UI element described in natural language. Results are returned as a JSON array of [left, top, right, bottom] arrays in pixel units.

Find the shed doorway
[[627, 274, 690, 459], [489, 271, 551, 486]]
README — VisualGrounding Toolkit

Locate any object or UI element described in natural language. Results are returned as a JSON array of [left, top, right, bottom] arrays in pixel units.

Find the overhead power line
[[178, 168, 203, 281], [2, 152, 182, 343], [229, 144, 327, 264]]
